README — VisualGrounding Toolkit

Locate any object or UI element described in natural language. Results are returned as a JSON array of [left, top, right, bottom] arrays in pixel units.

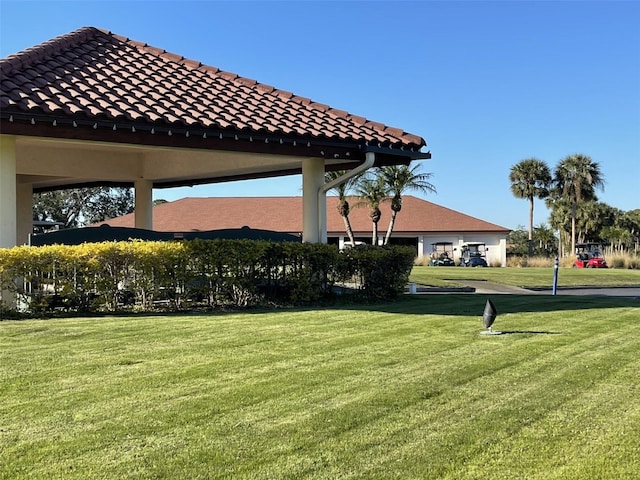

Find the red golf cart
[[573, 242, 608, 268]]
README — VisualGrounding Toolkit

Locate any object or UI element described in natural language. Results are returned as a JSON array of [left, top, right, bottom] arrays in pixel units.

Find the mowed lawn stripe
[[338, 314, 640, 479], [1, 296, 639, 479]]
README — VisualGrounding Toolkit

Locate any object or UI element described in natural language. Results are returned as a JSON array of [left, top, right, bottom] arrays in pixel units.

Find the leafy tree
[[550, 153, 604, 256], [617, 209, 640, 251], [377, 163, 436, 245], [354, 174, 389, 245], [534, 223, 558, 256], [508, 224, 558, 258], [509, 158, 551, 256], [576, 201, 616, 243], [600, 226, 632, 253], [85, 188, 136, 225], [324, 170, 361, 245], [33, 187, 134, 228], [507, 226, 530, 256]]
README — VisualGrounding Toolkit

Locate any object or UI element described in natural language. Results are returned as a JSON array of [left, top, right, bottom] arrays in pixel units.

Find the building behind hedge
[[1, 27, 429, 250], [100, 195, 510, 266]]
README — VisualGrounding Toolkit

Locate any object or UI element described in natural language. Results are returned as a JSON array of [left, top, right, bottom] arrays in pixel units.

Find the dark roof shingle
[[101, 196, 509, 234]]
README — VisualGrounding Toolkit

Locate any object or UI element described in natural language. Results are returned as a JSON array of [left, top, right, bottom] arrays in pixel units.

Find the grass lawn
[[410, 266, 640, 289], [2, 294, 639, 479]]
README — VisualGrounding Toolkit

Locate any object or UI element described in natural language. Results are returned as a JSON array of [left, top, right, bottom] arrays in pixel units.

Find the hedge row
[[0, 240, 416, 314]]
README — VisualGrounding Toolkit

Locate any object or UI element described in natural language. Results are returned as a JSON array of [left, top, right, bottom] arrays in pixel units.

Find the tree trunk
[[384, 195, 402, 246], [338, 200, 355, 244], [372, 221, 379, 245], [342, 215, 355, 245], [370, 207, 381, 245], [528, 196, 534, 256], [571, 202, 577, 257], [384, 210, 398, 245]]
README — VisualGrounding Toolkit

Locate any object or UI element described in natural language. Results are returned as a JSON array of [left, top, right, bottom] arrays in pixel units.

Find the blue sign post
[[552, 256, 559, 295]]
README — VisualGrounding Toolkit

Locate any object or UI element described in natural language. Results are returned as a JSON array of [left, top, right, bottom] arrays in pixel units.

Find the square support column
[[0, 135, 17, 249], [16, 181, 33, 246], [302, 158, 325, 243], [134, 179, 153, 230]]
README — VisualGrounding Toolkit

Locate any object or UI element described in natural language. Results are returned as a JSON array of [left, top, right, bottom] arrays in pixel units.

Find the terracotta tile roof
[[101, 196, 509, 234], [1, 27, 427, 158]]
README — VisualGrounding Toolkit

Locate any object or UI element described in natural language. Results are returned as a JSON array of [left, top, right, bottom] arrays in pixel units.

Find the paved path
[[536, 286, 640, 297], [413, 281, 640, 298], [456, 281, 542, 295]]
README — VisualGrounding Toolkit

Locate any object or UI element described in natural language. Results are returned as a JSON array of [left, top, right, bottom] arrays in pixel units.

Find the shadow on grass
[[4, 293, 637, 322], [340, 294, 640, 317]]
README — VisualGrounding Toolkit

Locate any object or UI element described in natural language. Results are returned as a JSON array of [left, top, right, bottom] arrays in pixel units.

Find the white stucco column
[[418, 236, 425, 258], [0, 135, 17, 249], [499, 237, 507, 267], [302, 158, 324, 243], [134, 179, 153, 230], [16, 181, 33, 246], [319, 189, 328, 244]]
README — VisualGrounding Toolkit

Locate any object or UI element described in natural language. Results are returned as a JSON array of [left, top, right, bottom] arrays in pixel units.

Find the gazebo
[[0, 27, 430, 248]]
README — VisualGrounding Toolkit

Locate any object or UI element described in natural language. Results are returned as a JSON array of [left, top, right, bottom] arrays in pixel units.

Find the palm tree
[[552, 153, 605, 256], [378, 164, 436, 245], [324, 170, 360, 245], [354, 174, 389, 245], [509, 158, 551, 256], [534, 223, 558, 257], [618, 209, 640, 251], [546, 197, 572, 257]]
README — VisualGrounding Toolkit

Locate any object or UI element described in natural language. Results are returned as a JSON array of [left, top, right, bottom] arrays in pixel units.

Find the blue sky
[[1, 0, 638, 230]]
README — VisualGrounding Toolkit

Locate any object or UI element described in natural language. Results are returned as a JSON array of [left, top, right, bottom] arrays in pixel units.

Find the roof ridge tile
[[218, 70, 239, 81], [159, 51, 184, 63], [0, 27, 102, 75]]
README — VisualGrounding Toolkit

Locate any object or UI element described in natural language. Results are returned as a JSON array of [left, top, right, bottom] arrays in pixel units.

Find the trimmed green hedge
[[0, 240, 415, 314]]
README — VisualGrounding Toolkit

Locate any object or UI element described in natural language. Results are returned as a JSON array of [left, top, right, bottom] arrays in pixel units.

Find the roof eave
[[0, 111, 429, 166]]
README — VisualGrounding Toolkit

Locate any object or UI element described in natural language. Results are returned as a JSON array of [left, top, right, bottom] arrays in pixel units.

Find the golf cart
[[458, 242, 488, 267], [573, 242, 608, 268], [429, 242, 456, 266]]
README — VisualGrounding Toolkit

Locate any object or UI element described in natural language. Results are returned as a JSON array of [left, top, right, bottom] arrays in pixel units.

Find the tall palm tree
[[378, 164, 436, 245], [354, 174, 389, 245], [509, 158, 552, 256], [552, 153, 605, 256], [324, 170, 360, 245]]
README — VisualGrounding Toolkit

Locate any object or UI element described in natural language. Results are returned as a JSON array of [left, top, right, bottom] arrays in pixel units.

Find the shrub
[[413, 255, 430, 266], [609, 256, 627, 269], [0, 241, 415, 314], [506, 256, 554, 268], [342, 245, 415, 301]]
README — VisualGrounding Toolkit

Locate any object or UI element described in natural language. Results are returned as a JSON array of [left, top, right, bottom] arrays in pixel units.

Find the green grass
[[410, 265, 640, 289], [2, 295, 640, 479]]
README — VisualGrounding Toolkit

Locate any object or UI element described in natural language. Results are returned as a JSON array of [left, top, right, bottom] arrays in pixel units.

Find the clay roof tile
[[1, 26, 427, 152]]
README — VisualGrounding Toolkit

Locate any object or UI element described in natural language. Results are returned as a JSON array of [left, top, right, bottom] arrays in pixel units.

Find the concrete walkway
[[454, 280, 544, 295], [411, 281, 640, 298]]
